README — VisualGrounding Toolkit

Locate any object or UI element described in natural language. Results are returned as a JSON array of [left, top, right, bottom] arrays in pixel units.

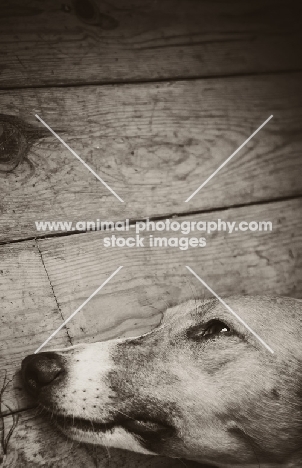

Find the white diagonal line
[[185, 115, 273, 202], [186, 266, 274, 354], [34, 266, 123, 354], [35, 114, 124, 203]]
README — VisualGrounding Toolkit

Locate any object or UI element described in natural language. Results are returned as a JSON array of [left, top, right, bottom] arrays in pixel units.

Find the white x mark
[[35, 266, 123, 353], [35, 114, 124, 202], [185, 115, 273, 202], [186, 266, 274, 354]]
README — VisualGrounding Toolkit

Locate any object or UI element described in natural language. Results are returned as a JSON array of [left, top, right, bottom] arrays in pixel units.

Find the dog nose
[[22, 352, 64, 396]]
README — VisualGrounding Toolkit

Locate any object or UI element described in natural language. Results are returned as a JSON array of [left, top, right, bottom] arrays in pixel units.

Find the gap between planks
[[1, 68, 302, 93], [1, 193, 301, 248]]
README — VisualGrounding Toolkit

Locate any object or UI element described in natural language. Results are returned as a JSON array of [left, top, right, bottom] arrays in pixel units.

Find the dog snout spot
[[22, 352, 64, 397]]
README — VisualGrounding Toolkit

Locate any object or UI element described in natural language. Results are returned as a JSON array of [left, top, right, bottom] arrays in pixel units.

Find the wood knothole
[[72, 0, 119, 29], [0, 114, 48, 173]]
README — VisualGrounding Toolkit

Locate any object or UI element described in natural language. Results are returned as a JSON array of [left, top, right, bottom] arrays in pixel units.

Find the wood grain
[[0, 0, 301, 89], [1, 73, 302, 242], [0, 241, 71, 415]]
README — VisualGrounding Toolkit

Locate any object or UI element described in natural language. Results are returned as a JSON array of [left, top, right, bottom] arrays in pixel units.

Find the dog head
[[22, 296, 302, 467]]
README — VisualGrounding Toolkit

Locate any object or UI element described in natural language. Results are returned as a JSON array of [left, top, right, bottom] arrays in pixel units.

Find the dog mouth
[[51, 413, 116, 433], [44, 409, 173, 438]]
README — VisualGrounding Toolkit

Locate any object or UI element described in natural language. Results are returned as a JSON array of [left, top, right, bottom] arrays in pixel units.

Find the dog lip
[[44, 409, 172, 437], [121, 418, 172, 436], [54, 414, 117, 433]]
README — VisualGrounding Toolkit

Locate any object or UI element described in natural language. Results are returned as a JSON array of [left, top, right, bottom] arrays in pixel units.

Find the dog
[[22, 296, 302, 467]]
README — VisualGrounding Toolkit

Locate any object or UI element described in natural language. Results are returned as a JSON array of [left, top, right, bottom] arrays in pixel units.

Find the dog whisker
[[114, 409, 136, 420], [103, 423, 111, 459], [185, 276, 199, 316], [147, 303, 164, 315], [238, 427, 261, 468], [177, 458, 189, 468]]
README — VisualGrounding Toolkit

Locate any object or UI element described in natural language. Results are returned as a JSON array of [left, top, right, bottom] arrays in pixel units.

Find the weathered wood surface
[[0, 241, 71, 415], [36, 198, 302, 343], [0, 411, 203, 468], [1, 73, 302, 243], [1, 198, 301, 416], [0, 0, 301, 89]]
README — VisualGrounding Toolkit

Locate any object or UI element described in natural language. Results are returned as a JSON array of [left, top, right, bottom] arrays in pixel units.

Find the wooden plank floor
[[1, 73, 302, 242], [0, 0, 302, 88], [0, 1, 301, 466]]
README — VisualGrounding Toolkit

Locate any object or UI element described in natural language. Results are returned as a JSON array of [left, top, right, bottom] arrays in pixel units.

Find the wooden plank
[[1, 73, 302, 243], [0, 0, 301, 89], [1, 410, 203, 468], [37, 198, 302, 347], [0, 241, 71, 414]]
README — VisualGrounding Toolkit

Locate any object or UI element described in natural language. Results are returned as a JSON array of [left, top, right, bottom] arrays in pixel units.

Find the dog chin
[[49, 413, 157, 455], [64, 425, 155, 454]]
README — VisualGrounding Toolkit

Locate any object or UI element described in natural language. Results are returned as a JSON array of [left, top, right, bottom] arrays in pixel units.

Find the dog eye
[[203, 320, 230, 337], [187, 319, 231, 341]]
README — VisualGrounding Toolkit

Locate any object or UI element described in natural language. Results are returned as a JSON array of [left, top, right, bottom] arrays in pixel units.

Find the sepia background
[[0, 0, 302, 466]]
